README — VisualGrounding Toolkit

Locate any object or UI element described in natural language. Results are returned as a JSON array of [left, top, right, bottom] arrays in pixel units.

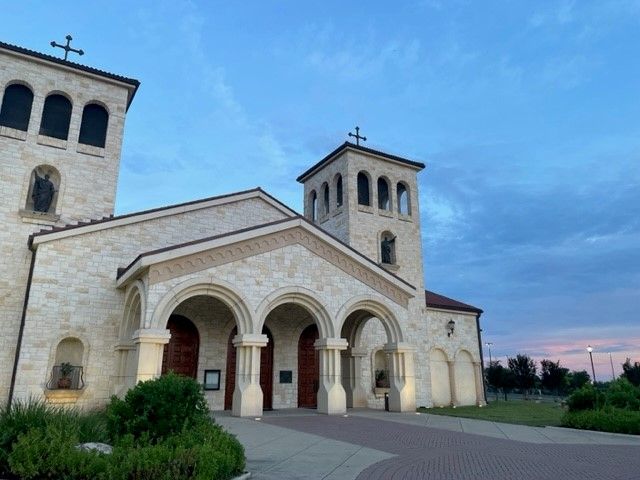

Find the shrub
[[561, 408, 640, 435], [604, 378, 640, 411], [106, 372, 210, 443], [566, 384, 602, 412]]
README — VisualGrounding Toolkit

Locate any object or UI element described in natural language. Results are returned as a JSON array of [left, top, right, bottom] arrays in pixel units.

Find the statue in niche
[[32, 172, 55, 213], [381, 234, 396, 264]]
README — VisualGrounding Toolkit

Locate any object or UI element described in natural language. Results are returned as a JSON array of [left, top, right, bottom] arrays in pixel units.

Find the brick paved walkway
[[262, 414, 640, 480]]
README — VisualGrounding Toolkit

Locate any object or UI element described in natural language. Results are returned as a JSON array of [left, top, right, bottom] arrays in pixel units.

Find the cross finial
[[50, 35, 84, 61], [348, 126, 367, 146]]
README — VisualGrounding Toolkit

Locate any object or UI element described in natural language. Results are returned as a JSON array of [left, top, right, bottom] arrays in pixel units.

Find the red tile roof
[[425, 290, 483, 314]]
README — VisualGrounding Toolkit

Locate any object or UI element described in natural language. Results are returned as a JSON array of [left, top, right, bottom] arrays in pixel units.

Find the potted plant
[[57, 362, 74, 389], [375, 369, 389, 388]]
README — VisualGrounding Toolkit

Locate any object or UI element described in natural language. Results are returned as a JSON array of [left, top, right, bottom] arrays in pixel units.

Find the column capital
[[133, 328, 171, 345], [383, 342, 415, 353], [232, 333, 268, 348], [314, 337, 348, 350]]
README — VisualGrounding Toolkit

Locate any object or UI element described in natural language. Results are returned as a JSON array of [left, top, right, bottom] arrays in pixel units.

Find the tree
[[540, 359, 569, 397], [567, 370, 591, 392], [485, 361, 516, 401], [622, 358, 640, 387], [508, 354, 537, 399]]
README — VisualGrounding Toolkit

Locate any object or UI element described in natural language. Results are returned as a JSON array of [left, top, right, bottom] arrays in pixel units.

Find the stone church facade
[[0, 41, 485, 416]]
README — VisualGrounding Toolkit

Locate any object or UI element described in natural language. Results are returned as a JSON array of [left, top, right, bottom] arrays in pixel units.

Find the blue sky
[[5, 0, 639, 377]]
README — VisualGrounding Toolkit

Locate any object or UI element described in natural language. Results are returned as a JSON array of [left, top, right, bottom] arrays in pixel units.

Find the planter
[[57, 377, 71, 389]]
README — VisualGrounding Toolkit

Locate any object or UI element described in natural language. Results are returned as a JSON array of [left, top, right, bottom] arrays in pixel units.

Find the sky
[[4, 0, 639, 379]]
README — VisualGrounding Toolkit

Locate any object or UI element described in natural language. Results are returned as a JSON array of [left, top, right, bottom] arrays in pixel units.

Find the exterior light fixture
[[447, 319, 455, 337]]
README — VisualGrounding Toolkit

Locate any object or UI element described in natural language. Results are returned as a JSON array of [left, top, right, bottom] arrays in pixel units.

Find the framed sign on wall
[[203, 369, 221, 390]]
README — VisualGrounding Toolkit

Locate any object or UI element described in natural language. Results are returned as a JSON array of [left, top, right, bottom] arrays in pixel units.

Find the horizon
[[3, 1, 639, 378]]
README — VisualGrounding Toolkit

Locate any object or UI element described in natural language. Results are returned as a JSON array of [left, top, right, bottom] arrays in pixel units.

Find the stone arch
[[151, 277, 252, 334], [0, 81, 34, 131], [255, 286, 334, 338], [337, 295, 403, 346], [47, 334, 90, 390], [39, 92, 73, 140], [357, 171, 371, 206], [379, 229, 397, 265], [454, 349, 477, 406], [429, 347, 451, 407], [24, 164, 61, 214], [120, 281, 145, 341], [454, 347, 480, 363]]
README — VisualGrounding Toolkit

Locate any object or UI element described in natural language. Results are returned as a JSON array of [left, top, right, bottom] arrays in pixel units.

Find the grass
[[418, 399, 565, 427]]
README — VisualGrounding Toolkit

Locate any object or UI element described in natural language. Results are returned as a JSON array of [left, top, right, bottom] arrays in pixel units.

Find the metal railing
[[46, 365, 85, 390]]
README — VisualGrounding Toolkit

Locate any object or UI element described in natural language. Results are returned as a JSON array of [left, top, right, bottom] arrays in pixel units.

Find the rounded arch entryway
[[224, 325, 274, 410], [161, 314, 199, 379]]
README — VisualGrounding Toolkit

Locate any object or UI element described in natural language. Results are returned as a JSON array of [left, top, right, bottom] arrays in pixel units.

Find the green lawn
[[418, 400, 565, 427]]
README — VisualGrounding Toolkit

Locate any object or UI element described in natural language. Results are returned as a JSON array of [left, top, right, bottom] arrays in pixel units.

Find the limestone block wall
[[12, 197, 289, 408], [0, 49, 133, 404]]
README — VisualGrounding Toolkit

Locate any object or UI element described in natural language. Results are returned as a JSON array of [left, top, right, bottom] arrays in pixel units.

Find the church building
[[0, 40, 485, 416]]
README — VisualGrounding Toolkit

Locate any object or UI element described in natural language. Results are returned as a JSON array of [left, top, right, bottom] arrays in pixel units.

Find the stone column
[[384, 342, 416, 412], [473, 361, 486, 406], [341, 347, 368, 408], [447, 360, 458, 407], [132, 328, 171, 383], [315, 338, 348, 415], [232, 333, 269, 418]]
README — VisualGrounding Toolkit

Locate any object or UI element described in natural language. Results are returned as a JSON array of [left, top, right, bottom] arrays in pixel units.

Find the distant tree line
[[484, 355, 640, 400]]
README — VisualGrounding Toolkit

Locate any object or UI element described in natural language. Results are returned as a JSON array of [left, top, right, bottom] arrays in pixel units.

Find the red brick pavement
[[262, 415, 640, 480]]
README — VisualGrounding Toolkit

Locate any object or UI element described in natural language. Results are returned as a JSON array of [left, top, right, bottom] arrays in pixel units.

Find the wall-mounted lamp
[[447, 319, 455, 337]]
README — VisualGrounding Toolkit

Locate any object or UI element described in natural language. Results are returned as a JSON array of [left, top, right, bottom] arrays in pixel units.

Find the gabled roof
[[28, 188, 298, 248], [0, 41, 140, 109], [425, 290, 483, 314], [296, 141, 426, 183], [116, 216, 416, 307]]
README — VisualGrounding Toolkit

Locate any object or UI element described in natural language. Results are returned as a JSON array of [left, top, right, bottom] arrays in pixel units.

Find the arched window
[[335, 174, 343, 207], [39, 94, 72, 140], [322, 182, 330, 215], [0, 83, 34, 131], [78, 103, 109, 147], [397, 182, 410, 215], [26, 165, 60, 214], [377, 177, 390, 210], [380, 231, 397, 265], [310, 190, 318, 222], [357, 172, 370, 206], [48, 337, 85, 390]]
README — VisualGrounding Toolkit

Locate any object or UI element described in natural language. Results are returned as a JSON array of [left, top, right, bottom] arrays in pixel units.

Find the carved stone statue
[[32, 172, 55, 213], [381, 235, 396, 264]]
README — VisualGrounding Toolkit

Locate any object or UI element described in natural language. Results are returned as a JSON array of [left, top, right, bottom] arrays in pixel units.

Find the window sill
[[77, 143, 105, 158], [357, 205, 374, 214], [19, 209, 60, 225], [398, 213, 413, 222], [0, 125, 28, 141], [37, 135, 67, 150], [373, 387, 390, 397], [319, 214, 330, 224], [43, 387, 85, 404], [380, 262, 400, 273], [378, 209, 394, 218], [332, 207, 343, 217]]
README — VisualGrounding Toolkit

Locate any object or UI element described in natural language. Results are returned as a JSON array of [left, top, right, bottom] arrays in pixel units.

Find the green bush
[[0, 398, 108, 476], [106, 372, 210, 443], [561, 408, 640, 435], [604, 379, 640, 411], [566, 384, 602, 412]]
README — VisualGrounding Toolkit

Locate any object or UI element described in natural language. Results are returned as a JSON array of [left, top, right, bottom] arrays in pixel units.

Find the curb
[[544, 426, 640, 439], [233, 472, 251, 480]]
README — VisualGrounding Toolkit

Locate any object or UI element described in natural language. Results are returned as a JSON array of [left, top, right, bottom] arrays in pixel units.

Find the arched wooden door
[[224, 326, 274, 410], [298, 324, 319, 408], [161, 315, 199, 378]]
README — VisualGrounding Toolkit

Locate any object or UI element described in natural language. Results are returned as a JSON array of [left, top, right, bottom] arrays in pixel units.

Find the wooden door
[[224, 326, 274, 410], [297, 324, 319, 408], [161, 315, 199, 379]]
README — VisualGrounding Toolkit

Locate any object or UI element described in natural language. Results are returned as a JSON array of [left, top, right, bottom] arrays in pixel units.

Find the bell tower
[[297, 141, 426, 292], [0, 40, 139, 404]]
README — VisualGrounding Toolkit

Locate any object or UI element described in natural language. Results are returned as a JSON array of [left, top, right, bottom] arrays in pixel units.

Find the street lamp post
[[486, 342, 493, 364], [609, 352, 615, 380], [587, 345, 596, 383]]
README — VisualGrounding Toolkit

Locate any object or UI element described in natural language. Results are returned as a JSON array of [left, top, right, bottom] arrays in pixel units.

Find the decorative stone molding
[[43, 387, 85, 404], [0, 125, 27, 141], [19, 209, 60, 225], [37, 134, 67, 149], [148, 226, 411, 307], [77, 143, 105, 157]]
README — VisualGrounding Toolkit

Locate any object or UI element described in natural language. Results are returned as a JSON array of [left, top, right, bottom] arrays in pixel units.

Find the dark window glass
[[336, 175, 343, 207], [378, 178, 390, 210], [39, 94, 72, 140], [0, 84, 34, 131], [397, 183, 410, 215], [357, 172, 370, 206], [78, 104, 108, 147], [323, 184, 329, 214], [310, 191, 317, 221]]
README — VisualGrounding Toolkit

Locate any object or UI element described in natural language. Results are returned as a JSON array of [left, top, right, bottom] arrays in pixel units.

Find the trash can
[[384, 392, 389, 411]]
